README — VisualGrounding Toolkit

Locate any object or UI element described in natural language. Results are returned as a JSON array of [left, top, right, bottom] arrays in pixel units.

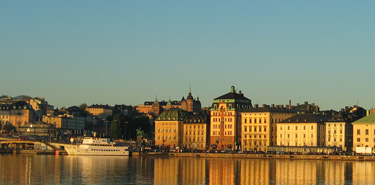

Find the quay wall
[[136, 152, 375, 161]]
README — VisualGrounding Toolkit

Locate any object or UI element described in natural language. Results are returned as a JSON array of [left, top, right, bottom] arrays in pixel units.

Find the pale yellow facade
[[352, 123, 375, 150], [154, 120, 183, 147], [325, 121, 346, 148], [183, 123, 208, 150], [277, 122, 325, 147], [241, 110, 296, 151]]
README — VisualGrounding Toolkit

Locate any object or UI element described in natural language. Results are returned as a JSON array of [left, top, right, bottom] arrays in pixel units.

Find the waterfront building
[[352, 113, 375, 151], [182, 111, 210, 150], [241, 106, 296, 152], [277, 114, 330, 147], [325, 118, 351, 151], [210, 86, 252, 149], [154, 108, 190, 148], [86, 104, 113, 120]]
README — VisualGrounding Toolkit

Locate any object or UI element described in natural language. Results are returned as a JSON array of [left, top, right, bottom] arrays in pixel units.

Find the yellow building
[[155, 108, 189, 148], [182, 111, 209, 150], [325, 120, 349, 150], [277, 114, 330, 147], [86, 104, 113, 120], [241, 106, 296, 152], [210, 86, 252, 149], [352, 113, 375, 151]]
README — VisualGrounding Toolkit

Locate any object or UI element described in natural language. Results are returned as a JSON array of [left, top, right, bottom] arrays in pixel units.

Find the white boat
[[65, 137, 130, 156]]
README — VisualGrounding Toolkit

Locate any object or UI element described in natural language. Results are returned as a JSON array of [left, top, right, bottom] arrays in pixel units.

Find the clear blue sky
[[1, 1, 374, 110]]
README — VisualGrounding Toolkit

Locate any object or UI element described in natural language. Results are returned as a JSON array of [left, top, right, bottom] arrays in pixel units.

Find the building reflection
[[154, 157, 207, 185], [208, 159, 236, 185], [239, 159, 273, 185]]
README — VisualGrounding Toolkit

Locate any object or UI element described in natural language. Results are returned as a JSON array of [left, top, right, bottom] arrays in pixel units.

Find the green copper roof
[[352, 113, 375, 124], [156, 108, 190, 121]]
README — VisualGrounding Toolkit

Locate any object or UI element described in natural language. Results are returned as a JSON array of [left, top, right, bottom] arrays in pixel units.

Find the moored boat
[[65, 137, 130, 156]]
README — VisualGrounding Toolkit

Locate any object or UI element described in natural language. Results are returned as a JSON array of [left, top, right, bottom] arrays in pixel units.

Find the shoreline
[[132, 152, 375, 161]]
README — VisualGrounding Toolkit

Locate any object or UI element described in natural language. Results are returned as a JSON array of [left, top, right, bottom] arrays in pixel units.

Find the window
[[357, 129, 360, 135], [245, 119, 247, 123], [304, 126, 306, 130], [366, 138, 369, 142], [295, 126, 298, 130], [366, 129, 369, 135], [357, 138, 360, 142], [288, 126, 290, 130]]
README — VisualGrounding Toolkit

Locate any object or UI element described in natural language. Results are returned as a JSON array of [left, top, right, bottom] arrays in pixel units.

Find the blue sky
[[1, 1, 374, 110]]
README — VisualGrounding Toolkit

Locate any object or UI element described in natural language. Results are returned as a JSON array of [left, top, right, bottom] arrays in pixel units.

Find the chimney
[[262, 104, 266, 108], [305, 101, 308, 105], [289, 100, 292, 109], [255, 104, 259, 108], [271, 104, 275, 108], [239, 90, 242, 95]]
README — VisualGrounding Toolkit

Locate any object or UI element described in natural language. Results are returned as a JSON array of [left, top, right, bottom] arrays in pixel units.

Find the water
[[0, 154, 374, 184]]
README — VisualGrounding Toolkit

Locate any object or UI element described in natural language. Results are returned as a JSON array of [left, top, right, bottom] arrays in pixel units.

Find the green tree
[[111, 114, 123, 139], [79, 103, 89, 116]]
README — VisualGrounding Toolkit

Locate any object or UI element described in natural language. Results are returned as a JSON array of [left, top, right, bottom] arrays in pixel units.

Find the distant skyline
[[1, 1, 375, 110]]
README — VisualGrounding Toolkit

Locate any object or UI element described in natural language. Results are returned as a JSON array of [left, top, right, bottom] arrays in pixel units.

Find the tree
[[111, 114, 125, 140], [79, 103, 89, 116]]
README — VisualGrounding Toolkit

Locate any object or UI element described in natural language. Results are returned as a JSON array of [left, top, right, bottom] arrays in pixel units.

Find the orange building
[[210, 86, 252, 149]]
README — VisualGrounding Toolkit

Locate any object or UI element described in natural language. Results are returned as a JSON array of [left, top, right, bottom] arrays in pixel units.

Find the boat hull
[[65, 145, 130, 156]]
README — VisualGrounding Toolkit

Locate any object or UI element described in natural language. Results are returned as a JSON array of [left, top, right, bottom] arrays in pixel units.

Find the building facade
[[136, 90, 201, 116], [241, 106, 296, 152], [210, 86, 252, 149], [325, 120, 350, 150], [154, 108, 190, 148], [352, 113, 375, 151], [182, 111, 210, 150], [277, 114, 330, 147]]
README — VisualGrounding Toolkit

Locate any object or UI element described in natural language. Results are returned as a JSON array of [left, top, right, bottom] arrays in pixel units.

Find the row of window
[[328, 130, 343, 134], [185, 131, 205, 135], [356, 129, 375, 135], [280, 125, 314, 131], [157, 129, 177, 133], [356, 138, 375, 142], [157, 136, 176, 140], [212, 118, 233, 122], [327, 137, 343, 142], [212, 131, 233, 136], [280, 134, 314, 139], [184, 125, 204, 129], [212, 124, 233, 129], [159, 122, 177, 126], [243, 118, 267, 124], [184, 137, 205, 142], [91, 149, 121, 152], [243, 126, 267, 132], [243, 134, 267, 139], [212, 112, 233, 116], [243, 140, 267, 146]]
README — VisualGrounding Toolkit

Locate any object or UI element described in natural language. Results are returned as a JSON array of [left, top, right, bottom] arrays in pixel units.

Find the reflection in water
[[2, 155, 375, 184]]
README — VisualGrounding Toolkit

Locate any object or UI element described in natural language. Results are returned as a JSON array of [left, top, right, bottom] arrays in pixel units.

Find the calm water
[[0, 154, 374, 185]]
